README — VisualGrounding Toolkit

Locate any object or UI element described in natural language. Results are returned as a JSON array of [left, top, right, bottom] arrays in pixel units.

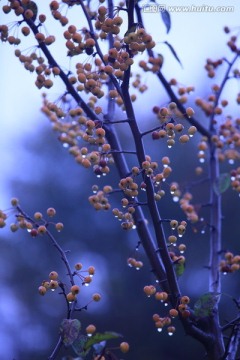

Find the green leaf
[[72, 335, 89, 357], [175, 262, 185, 277], [60, 319, 81, 347], [163, 41, 183, 67], [161, 9, 171, 33], [194, 292, 220, 318], [84, 332, 122, 351], [213, 173, 231, 195]]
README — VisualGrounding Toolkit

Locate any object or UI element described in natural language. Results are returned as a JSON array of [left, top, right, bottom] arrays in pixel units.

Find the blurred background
[[0, 1, 240, 359]]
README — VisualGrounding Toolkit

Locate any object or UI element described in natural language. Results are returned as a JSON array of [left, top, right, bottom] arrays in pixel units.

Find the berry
[[86, 324, 96, 335], [55, 222, 64, 232], [120, 342, 130, 353], [66, 292, 76, 303], [75, 263, 83, 270], [49, 271, 58, 280], [169, 309, 178, 318], [46, 207, 56, 217], [71, 285, 80, 294], [92, 293, 101, 302], [38, 286, 47, 295]]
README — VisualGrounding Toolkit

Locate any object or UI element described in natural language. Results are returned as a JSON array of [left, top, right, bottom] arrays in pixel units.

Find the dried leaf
[[60, 319, 81, 347]]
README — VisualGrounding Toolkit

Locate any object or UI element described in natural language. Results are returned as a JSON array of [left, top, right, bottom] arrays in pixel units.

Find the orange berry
[[169, 309, 178, 318], [49, 271, 58, 280], [71, 285, 80, 295], [38, 286, 47, 295], [88, 266, 95, 276], [38, 225, 47, 234], [55, 222, 64, 232], [186, 107, 194, 117], [92, 293, 101, 301], [120, 342, 130, 353], [179, 134, 190, 144], [49, 280, 58, 290], [66, 292, 76, 303], [86, 324, 96, 335], [75, 263, 83, 270], [46, 207, 56, 217], [181, 295, 190, 304]]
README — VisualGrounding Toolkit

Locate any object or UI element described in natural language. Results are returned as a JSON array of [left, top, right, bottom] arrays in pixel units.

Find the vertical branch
[[120, 0, 181, 303]]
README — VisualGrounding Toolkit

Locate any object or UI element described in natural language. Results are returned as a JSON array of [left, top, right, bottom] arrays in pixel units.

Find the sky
[[1, 2, 239, 206]]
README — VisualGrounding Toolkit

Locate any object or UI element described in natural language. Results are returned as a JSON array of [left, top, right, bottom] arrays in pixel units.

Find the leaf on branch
[[163, 41, 183, 67], [72, 335, 89, 357], [175, 262, 185, 277], [60, 319, 81, 347], [93, 341, 106, 354], [84, 332, 122, 351], [213, 173, 231, 195], [193, 292, 220, 318], [161, 10, 171, 33]]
